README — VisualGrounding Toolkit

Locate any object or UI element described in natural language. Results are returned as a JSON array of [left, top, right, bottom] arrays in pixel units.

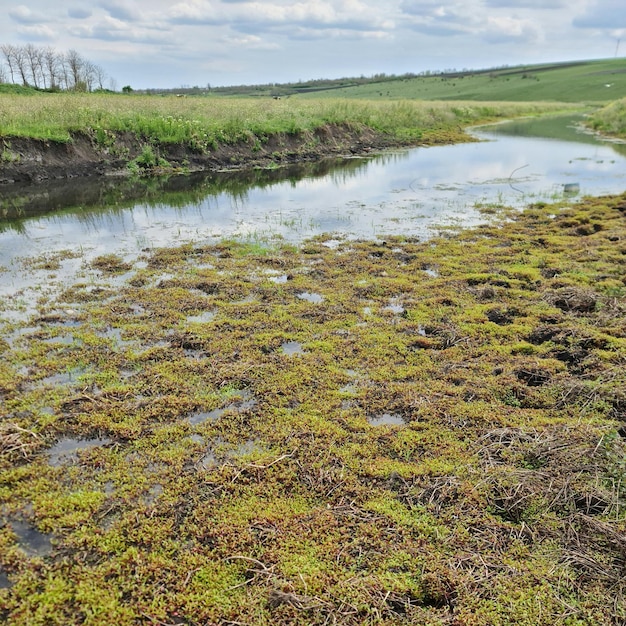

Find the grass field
[[296, 59, 626, 104], [0, 93, 573, 145]]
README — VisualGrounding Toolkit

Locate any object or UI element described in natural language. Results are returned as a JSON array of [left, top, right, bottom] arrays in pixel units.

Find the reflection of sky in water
[[1, 118, 626, 320]]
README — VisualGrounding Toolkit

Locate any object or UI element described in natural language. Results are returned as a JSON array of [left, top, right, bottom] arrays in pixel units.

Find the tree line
[[0, 44, 113, 92]]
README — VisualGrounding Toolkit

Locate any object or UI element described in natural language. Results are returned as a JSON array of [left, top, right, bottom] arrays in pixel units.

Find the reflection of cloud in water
[[3, 115, 626, 320]]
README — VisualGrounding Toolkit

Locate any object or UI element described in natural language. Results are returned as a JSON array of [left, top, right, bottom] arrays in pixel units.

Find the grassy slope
[[297, 59, 626, 103], [0, 93, 570, 144], [0, 194, 625, 624]]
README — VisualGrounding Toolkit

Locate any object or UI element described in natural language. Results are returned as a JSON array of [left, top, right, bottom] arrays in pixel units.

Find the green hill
[[292, 58, 626, 103]]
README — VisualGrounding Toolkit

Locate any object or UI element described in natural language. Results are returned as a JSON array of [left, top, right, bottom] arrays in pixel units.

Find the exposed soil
[[0, 124, 418, 185]]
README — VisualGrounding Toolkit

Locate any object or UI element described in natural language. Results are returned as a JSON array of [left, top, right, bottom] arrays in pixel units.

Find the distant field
[[296, 59, 626, 104]]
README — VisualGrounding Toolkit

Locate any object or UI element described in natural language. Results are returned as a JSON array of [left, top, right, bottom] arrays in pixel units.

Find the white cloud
[[9, 5, 47, 24], [482, 16, 541, 44], [15, 24, 57, 41], [99, 1, 144, 22], [222, 34, 281, 49], [168, 0, 392, 33]]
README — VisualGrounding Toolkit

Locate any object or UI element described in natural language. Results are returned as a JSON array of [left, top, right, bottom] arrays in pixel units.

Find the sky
[[1, 0, 625, 89]]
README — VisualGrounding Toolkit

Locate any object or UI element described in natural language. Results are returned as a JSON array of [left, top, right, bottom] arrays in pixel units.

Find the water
[[9, 520, 53, 557], [47, 437, 112, 466], [1, 114, 625, 320]]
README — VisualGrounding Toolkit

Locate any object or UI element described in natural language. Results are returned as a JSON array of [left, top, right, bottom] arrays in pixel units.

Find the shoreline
[[0, 123, 465, 186]]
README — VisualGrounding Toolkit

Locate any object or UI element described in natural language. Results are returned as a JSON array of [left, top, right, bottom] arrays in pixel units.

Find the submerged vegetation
[[1, 191, 625, 624]]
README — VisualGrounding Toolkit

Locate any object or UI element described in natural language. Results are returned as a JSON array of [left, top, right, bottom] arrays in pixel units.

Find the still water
[[1, 114, 625, 319]]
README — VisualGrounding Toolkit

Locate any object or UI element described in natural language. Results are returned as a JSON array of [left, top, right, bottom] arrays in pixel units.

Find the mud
[[0, 124, 410, 186]]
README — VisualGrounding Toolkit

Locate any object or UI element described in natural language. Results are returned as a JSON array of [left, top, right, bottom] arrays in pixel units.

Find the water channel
[[1, 113, 625, 321]]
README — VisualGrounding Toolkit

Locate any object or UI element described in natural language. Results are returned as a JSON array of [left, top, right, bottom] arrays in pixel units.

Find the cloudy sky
[[1, 0, 625, 89]]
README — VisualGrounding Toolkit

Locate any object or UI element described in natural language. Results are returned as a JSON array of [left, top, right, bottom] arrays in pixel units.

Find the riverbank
[[0, 123, 440, 185], [0, 95, 573, 184], [1, 191, 625, 624]]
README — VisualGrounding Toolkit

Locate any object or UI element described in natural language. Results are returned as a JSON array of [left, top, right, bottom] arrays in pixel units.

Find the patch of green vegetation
[[127, 144, 171, 175], [0, 83, 38, 95], [1, 193, 626, 624], [589, 97, 626, 139]]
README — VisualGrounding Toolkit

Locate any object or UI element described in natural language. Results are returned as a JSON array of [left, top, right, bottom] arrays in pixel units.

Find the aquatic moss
[[0, 193, 625, 624]]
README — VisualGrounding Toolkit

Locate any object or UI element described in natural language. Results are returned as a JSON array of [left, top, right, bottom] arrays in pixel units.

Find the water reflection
[[1, 114, 625, 320]]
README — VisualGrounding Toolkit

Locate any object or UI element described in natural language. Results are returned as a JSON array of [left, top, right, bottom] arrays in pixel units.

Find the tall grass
[[0, 92, 572, 146], [589, 98, 626, 138]]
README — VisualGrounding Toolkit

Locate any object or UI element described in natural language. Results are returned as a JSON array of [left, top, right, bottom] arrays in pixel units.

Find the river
[[1, 113, 625, 321]]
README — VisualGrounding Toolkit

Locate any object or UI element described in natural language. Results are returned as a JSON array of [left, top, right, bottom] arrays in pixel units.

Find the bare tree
[[43, 46, 61, 90], [65, 48, 84, 90], [1, 44, 18, 84], [0, 43, 115, 91], [83, 60, 96, 91], [93, 63, 107, 90], [24, 43, 44, 88], [13, 45, 29, 86]]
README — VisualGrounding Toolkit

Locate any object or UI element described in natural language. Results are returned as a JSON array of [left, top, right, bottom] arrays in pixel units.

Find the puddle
[[233, 439, 263, 457], [40, 366, 87, 387], [38, 315, 83, 328], [269, 274, 289, 284], [188, 408, 225, 425], [423, 267, 439, 277], [43, 334, 75, 345], [297, 292, 324, 303], [189, 390, 257, 425], [0, 568, 11, 589], [281, 341, 304, 355], [101, 327, 136, 348], [143, 484, 163, 505], [47, 437, 112, 466], [339, 383, 357, 394], [186, 311, 217, 323], [199, 437, 262, 469], [200, 450, 218, 469], [9, 520, 53, 557], [3, 325, 42, 348], [235, 295, 257, 304], [367, 413, 406, 427], [384, 298, 405, 314]]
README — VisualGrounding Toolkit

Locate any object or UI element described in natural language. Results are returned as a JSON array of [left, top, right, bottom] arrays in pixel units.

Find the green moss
[[1, 193, 626, 624]]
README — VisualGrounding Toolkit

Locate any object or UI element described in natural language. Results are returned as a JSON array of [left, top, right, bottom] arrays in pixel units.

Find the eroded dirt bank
[[0, 124, 435, 185]]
